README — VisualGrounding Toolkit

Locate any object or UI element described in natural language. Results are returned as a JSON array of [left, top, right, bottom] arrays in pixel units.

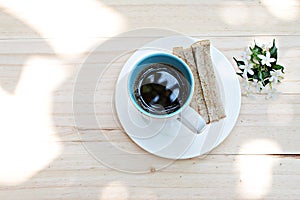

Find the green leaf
[[252, 42, 263, 55], [262, 71, 270, 80], [253, 74, 258, 80], [269, 39, 277, 60], [233, 57, 245, 67], [252, 55, 261, 66], [248, 74, 254, 79], [273, 64, 284, 73], [236, 72, 243, 78], [258, 70, 263, 81], [262, 79, 270, 87]]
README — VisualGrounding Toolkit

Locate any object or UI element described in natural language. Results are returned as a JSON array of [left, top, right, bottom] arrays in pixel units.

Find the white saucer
[[115, 36, 241, 159]]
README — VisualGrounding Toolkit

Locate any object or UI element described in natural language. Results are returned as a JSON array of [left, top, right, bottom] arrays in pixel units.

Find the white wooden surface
[[0, 0, 299, 199]]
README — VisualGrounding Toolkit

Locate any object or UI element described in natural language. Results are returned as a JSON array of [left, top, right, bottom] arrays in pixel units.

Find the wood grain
[[0, 0, 299, 38], [0, 1, 299, 199]]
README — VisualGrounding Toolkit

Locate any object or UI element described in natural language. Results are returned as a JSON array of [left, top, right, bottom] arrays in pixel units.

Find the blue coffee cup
[[128, 51, 206, 133]]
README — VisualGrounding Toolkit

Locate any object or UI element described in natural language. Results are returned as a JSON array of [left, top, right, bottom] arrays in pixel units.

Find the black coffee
[[134, 63, 190, 115]]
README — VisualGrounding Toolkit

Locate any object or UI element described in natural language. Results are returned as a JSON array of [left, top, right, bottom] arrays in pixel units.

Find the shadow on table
[[0, 0, 299, 199]]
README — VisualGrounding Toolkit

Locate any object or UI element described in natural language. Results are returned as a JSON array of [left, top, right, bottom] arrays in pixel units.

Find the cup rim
[[127, 51, 194, 119]]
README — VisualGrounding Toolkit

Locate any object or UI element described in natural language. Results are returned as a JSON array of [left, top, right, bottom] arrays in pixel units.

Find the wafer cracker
[[173, 47, 197, 111], [173, 47, 210, 124], [191, 40, 226, 122], [182, 48, 210, 124], [173, 47, 185, 59]]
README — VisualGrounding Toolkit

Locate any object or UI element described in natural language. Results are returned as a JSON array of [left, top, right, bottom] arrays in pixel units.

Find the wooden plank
[[51, 124, 300, 155], [0, 0, 299, 39], [0, 36, 298, 80], [0, 155, 299, 199]]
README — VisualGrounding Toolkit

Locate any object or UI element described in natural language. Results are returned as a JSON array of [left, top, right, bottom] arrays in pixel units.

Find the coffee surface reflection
[[134, 63, 190, 115]]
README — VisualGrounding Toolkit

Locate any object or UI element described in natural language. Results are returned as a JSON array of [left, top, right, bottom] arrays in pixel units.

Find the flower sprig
[[234, 39, 285, 99]]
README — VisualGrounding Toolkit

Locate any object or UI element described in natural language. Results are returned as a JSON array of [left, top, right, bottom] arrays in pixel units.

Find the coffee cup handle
[[179, 106, 206, 134]]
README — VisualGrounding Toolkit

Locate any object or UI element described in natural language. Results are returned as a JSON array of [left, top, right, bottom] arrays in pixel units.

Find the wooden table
[[0, 0, 299, 199]]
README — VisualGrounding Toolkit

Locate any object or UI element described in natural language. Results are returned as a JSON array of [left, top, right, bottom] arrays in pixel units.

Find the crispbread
[[182, 48, 210, 124], [191, 40, 226, 122], [173, 47, 198, 112], [172, 40, 226, 124]]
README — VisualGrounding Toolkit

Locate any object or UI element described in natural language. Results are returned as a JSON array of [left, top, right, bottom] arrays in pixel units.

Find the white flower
[[239, 60, 254, 78], [258, 51, 276, 67], [257, 41, 272, 51], [252, 79, 263, 92], [242, 79, 252, 96], [242, 78, 249, 87], [242, 78, 257, 97], [266, 87, 278, 100], [241, 47, 252, 61], [269, 70, 284, 83]]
